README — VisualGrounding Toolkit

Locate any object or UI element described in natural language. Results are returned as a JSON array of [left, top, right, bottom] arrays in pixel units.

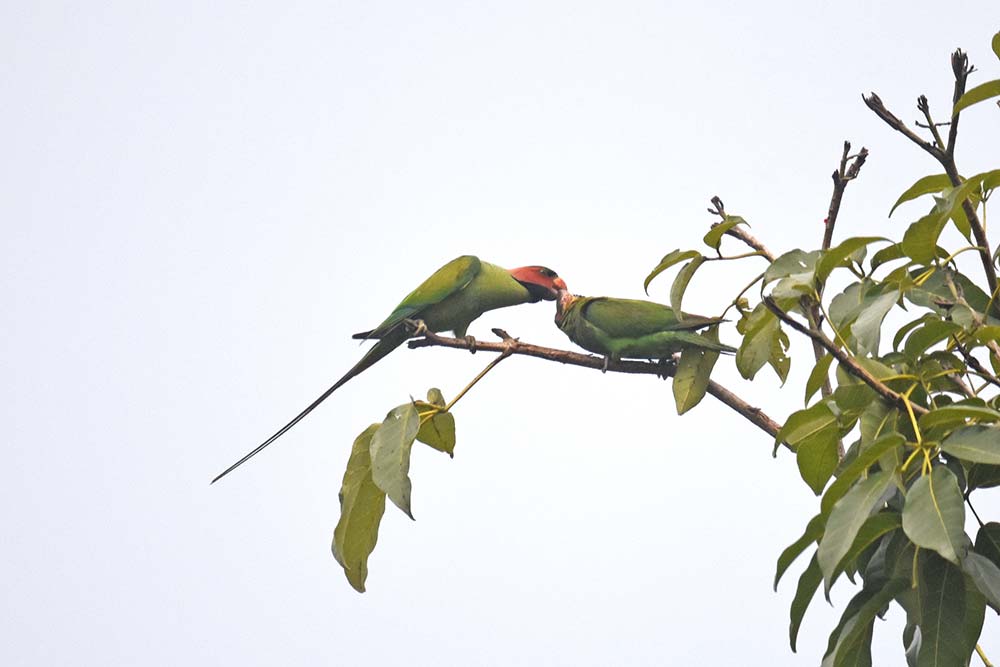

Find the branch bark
[[408, 328, 784, 443]]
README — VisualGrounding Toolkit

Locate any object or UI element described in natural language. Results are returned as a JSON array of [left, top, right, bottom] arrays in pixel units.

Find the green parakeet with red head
[[554, 290, 734, 369], [213, 256, 566, 483]]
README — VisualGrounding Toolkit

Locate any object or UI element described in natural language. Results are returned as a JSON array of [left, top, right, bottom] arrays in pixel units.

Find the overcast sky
[[4, 2, 999, 665]]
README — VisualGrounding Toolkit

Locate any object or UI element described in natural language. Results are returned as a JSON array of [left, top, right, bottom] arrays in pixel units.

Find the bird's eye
[[540, 268, 556, 278]]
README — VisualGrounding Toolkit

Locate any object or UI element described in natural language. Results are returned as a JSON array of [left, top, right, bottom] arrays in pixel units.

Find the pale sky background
[[3, 2, 1000, 665]]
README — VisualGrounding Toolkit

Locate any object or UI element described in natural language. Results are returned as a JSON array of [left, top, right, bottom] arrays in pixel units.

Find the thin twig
[[708, 196, 776, 261], [409, 329, 784, 442], [762, 297, 929, 416]]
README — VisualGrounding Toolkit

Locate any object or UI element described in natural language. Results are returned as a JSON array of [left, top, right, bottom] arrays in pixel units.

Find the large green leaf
[[415, 390, 456, 457], [643, 249, 700, 295], [939, 425, 1000, 464], [790, 553, 822, 652], [822, 433, 904, 515], [953, 79, 1000, 115], [850, 290, 898, 356], [805, 354, 834, 405], [918, 404, 1000, 432], [370, 403, 421, 519], [816, 237, 887, 283], [889, 174, 953, 217], [775, 513, 826, 590], [737, 303, 779, 380], [994, 30, 1000, 61], [961, 551, 1000, 612], [901, 320, 961, 361], [670, 256, 705, 319], [763, 249, 821, 286], [702, 214, 747, 250], [818, 471, 893, 591], [902, 466, 968, 564], [332, 424, 387, 593], [828, 579, 907, 667], [968, 464, 1000, 490], [672, 328, 721, 415], [827, 514, 902, 596], [976, 523, 1000, 566], [797, 430, 841, 496], [916, 553, 971, 667]]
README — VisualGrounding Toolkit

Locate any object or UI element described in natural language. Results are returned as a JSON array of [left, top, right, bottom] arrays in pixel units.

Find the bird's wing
[[581, 297, 722, 337], [364, 255, 481, 339]]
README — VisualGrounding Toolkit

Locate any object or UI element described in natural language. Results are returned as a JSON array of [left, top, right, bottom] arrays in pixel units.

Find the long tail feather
[[211, 327, 409, 484]]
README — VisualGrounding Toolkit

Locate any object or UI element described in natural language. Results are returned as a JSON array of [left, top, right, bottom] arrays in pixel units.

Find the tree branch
[[408, 328, 784, 442], [762, 298, 929, 416], [863, 50, 997, 299], [708, 196, 776, 261]]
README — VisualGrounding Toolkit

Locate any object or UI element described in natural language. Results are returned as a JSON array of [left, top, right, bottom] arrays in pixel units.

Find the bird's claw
[[656, 357, 678, 380], [403, 318, 429, 337], [464, 335, 477, 354], [601, 355, 610, 373]]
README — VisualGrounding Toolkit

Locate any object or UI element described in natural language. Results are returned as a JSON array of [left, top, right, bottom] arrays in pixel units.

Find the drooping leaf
[[768, 325, 791, 384], [818, 470, 893, 591], [821, 434, 905, 515], [827, 513, 902, 595], [994, 30, 1000, 61], [332, 424, 386, 593], [953, 79, 1000, 115], [850, 290, 898, 356], [370, 403, 421, 519], [797, 430, 841, 496], [790, 553, 822, 652], [870, 243, 907, 272], [805, 354, 834, 405], [816, 237, 887, 283], [961, 551, 1000, 612], [916, 552, 971, 667], [829, 579, 907, 667], [644, 249, 700, 295], [415, 404, 456, 457], [703, 215, 747, 250], [775, 513, 826, 590], [975, 523, 1000, 567], [764, 249, 821, 286], [939, 425, 1000, 464], [670, 256, 705, 319], [737, 302, 779, 380], [889, 175, 953, 217], [902, 466, 968, 564], [672, 328, 721, 414]]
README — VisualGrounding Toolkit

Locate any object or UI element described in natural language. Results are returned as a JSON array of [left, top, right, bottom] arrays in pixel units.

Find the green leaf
[[902, 466, 968, 564], [643, 249, 700, 295], [827, 513, 902, 596], [816, 237, 887, 283], [850, 290, 898, 356], [994, 30, 1000, 61], [332, 424, 386, 593], [797, 430, 841, 496], [870, 243, 907, 271], [918, 405, 1000, 432], [889, 175, 953, 217], [902, 320, 961, 361], [968, 464, 1000, 490], [426, 388, 446, 408], [768, 325, 791, 384], [670, 256, 705, 318], [829, 579, 907, 667], [901, 210, 948, 265], [779, 401, 838, 448], [961, 551, 1000, 612], [822, 434, 905, 515], [672, 328, 721, 415], [818, 470, 893, 591], [940, 425, 1000, 464], [703, 215, 747, 250], [805, 354, 834, 404], [737, 302, 779, 380], [975, 523, 1000, 566], [953, 78, 1000, 115], [916, 553, 971, 667], [789, 553, 822, 652], [370, 403, 421, 519], [415, 404, 456, 457], [775, 513, 826, 590], [764, 249, 821, 286]]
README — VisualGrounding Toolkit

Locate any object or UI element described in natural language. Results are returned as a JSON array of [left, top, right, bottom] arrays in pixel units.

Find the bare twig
[[763, 297, 929, 416], [823, 142, 869, 251], [863, 50, 997, 298], [409, 328, 784, 442], [708, 196, 776, 261]]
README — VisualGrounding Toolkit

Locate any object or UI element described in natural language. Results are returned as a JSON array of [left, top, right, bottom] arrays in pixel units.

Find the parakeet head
[[508, 266, 567, 302]]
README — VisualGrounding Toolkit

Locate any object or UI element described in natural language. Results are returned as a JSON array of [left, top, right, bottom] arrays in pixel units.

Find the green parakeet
[[213, 256, 566, 483], [554, 290, 734, 369]]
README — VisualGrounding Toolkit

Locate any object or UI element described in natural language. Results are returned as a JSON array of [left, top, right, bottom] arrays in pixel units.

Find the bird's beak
[[553, 277, 567, 291]]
